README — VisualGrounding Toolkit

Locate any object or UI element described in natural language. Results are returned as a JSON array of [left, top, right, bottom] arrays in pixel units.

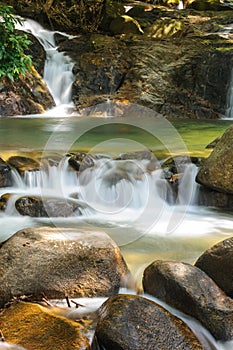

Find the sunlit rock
[[143, 260, 233, 340], [195, 236, 233, 298], [91, 294, 206, 350], [196, 125, 233, 193], [0, 227, 129, 307], [1, 301, 89, 350]]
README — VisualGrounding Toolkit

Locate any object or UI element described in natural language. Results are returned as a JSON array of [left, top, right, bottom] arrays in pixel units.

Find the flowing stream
[[2, 19, 233, 350]]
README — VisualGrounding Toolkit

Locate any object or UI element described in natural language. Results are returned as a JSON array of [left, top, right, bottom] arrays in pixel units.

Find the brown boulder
[[15, 196, 81, 217], [196, 126, 233, 193], [0, 68, 54, 117], [1, 301, 89, 350], [7, 156, 40, 175], [195, 237, 233, 298], [143, 260, 233, 340], [92, 294, 206, 350], [0, 227, 128, 307]]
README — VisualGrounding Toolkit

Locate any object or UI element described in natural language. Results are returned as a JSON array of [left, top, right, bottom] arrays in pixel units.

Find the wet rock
[[197, 185, 233, 209], [196, 125, 233, 193], [117, 150, 154, 161], [0, 158, 13, 187], [68, 152, 96, 172], [100, 0, 125, 32], [195, 237, 233, 298], [143, 260, 233, 340], [161, 155, 203, 174], [187, 0, 231, 11], [1, 301, 89, 350], [65, 34, 131, 109], [109, 15, 144, 35], [0, 68, 54, 117], [0, 193, 12, 211], [0, 227, 128, 307], [7, 156, 40, 175], [92, 294, 205, 350], [15, 196, 81, 217]]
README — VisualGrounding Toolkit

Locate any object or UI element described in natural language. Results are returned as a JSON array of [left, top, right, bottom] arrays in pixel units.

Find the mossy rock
[[110, 15, 144, 35], [1, 302, 89, 350], [187, 0, 230, 11]]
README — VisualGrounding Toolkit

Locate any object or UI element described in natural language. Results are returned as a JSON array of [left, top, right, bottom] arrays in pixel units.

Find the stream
[[1, 17, 233, 350]]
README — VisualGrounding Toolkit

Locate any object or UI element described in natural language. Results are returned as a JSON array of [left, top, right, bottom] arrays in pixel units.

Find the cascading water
[[17, 19, 75, 110], [225, 68, 233, 118]]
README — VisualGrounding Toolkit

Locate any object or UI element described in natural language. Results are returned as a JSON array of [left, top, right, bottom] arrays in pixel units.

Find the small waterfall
[[17, 19, 75, 108], [225, 68, 233, 118]]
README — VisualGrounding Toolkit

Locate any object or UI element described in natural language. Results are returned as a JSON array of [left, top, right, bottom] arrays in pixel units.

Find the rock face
[[15, 196, 81, 217], [92, 294, 205, 350], [1, 302, 89, 350], [143, 260, 233, 341], [0, 68, 54, 117], [196, 125, 233, 193], [195, 237, 233, 298], [0, 158, 13, 187], [0, 227, 128, 307]]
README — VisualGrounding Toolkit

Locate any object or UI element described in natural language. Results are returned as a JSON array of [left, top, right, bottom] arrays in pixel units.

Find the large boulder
[[15, 196, 81, 217], [196, 125, 233, 193], [0, 67, 54, 117], [1, 301, 89, 350], [92, 294, 206, 350], [0, 227, 128, 307], [195, 237, 233, 298], [143, 260, 233, 340]]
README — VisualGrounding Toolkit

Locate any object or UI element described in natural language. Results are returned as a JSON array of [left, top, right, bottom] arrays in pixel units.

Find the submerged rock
[[92, 294, 206, 350], [1, 301, 89, 350], [0, 227, 128, 307], [196, 125, 233, 193], [0, 158, 13, 187], [7, 156, 40, 175], [15, 196, 81, 217], [143, 260, 233, 341], [195, 237, 233, 298]]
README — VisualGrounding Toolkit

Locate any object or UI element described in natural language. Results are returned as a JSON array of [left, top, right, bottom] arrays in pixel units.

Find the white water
[[17, 19, 75, 110]]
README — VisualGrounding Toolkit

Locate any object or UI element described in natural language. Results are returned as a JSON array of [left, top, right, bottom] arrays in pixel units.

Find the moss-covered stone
[[1, 302, 90, 350]]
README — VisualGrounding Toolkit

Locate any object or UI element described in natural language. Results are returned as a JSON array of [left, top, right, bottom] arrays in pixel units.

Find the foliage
[[0, 4, 32, 81]]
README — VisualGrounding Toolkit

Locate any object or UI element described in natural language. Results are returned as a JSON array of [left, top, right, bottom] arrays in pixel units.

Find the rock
[[0, 67, 54, 117], [68, 152, 96, 172], [196, 125, 233, 193], [15, 196, 81, 217], [197, 185, 233, 209], [0, 158, 13, 187], [0, 227, 128, 307], [205, 136, 221, 149], [109, 15, 144, 35], [187, 0, 231, 11], [7, 156, 40, 175], [195, 237, 233, 298], [0, 193, 12, 211], [161, 155, 203, 174], [100, 0, 125, 32], [60, 33, 131, 109], [1, 301, 89, 350], [92, 294, 206, 350], [143, 260, 233, 340], [117, 150, 154, 161]]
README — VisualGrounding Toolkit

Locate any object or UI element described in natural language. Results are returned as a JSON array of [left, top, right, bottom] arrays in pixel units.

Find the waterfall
[[17, 19, 75, 108], [225, 68, 233, 118]]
